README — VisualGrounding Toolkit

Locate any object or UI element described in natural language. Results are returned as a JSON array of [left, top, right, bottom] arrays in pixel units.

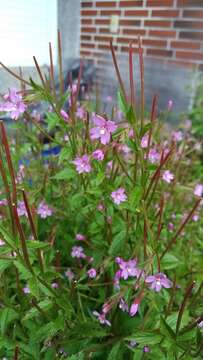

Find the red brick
[[183, 10, 203, 18], [117, 37, 135, 44], [171, 41, 201, 50], [98, 44, 117, 50], [123, 28, 146, 36], [120, 19, 141, 26], [95, 35, 112, 42], [143, 39, 167, 47], [81, 2, 93, 7], [124, 10, 148, 16], [174, 21, 203, 29], [101, 10, 121, 16], [179, 31, 203, 40], [145, 20, 171, 27], [80, 50, 92, 56], [99, 28, 111, 33], [147, 48, 173, 57], [120, 1, 143, 6], [177, 0, 203, 6], [81, 18, 93, 25], [149, 30, 176, 37], [95, 19, 110, 25], [176, 51, 203, 61], [81, 10, 97, 16], [147, 0, 174, 6], [96, 1, 116, 7], [152, 10, 179, 17], [81, 35, 92, 41], [81, 43, 95, 49], [121, 46, 140, 53], [81, 27, 96, 33]]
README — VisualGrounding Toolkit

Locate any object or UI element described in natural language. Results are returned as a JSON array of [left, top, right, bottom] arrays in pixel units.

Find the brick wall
[[80, 0, 203, 69]]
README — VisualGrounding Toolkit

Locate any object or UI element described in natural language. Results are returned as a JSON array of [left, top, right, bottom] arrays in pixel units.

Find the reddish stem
[[57, 29, 64, 95], [161, 199, 201, 259], [129, 41, 136, 110], [176, 281, 196, 335], [49, 42, 56, 99], [146, 94, 158, 160], [138, 37, 145, 132], [109, 40, 127, 104]]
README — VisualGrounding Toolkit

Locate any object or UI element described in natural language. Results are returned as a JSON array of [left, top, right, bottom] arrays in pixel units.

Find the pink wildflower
[[92, 149, 104, 161], [23, 286, 30, 294], [73, 154, 91, 174], [172, 131, 183, 142], [71, 246, 86, 259], [167, 99, 173, 111], [87, 268, 97, 279], [162, 170, 174, 184], [141, 134, 149, 148], [147, 148, 160, 164], [145, 272, 172, 292], [0, 88, 26, 120], [37, 201, 52, 219], [167, 222, 174, 232], [90, 114, 117, 145], [0, 239, 5, 246], [129, 301, 139, 317], [76, 233, 86, 241], [76, 106, 86, 120], [65, 268, 74, 280], [194, 184, 203, 197], [111, 188, 127, 205], [51, 282, 59, 289], [60, 109, 69, 122], [93, 311, 111, 326], [17, 201, 28, 217], [119, 298, 129, 312]]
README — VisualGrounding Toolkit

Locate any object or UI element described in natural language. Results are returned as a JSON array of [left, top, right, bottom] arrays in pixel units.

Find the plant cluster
[[0, 37, 202, 359]]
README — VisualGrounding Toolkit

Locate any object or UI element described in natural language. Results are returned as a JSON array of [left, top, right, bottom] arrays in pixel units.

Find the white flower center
[[100, 128, 106, 135], [156, 280, 161, 285]]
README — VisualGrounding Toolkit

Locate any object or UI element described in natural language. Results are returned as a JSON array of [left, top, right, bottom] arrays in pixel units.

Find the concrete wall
[[57, 0, 81, 65]]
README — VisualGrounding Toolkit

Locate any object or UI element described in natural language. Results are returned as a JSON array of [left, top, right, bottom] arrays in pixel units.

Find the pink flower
[[51, 282, 59, 288], [172, 131, 183, 142], [73, 155, 91, 174], [76, 106, 86, 120], [97, 203, 105, 212], [119, 298, 129, 312], [167, 222, 174, 232], [141, 134, 149, 148], [71, 246, 86, 259], [118, 259, 141, 280], [16, 164, 25, 184], [143, 346, 150, 353], [90, 114, 117, 145], [60, 109, 69, 122], [37, 201, 52, 218], [0, 239, 5, 246], [76, 233, 86, 241], [167, 99, 173, 111], [194, 184, 203, 197], [65, 268, 74, 280], [0, 198, 7, 206], [162, 170, 174, 184], [145, 272, 172, 292], [0, 88, 26, 120], [87, 268, 97, 278], [23, 286, 30, 294], [92, 149, 104, 161], [93, 311, 111, 326], [129, 302, 139, 317], [192, 214, 199, 222], [111, 188, 127, 205], [17, 201, 28, 217], [147, 148, 160, 164]]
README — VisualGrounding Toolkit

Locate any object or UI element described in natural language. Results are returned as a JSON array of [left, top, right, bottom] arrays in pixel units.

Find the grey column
[[58, 0, 81, 65]]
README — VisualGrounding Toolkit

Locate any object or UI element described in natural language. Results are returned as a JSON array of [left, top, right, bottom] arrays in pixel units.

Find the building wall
[[80, 0, 203, 68], [79, 0, 203, 115]]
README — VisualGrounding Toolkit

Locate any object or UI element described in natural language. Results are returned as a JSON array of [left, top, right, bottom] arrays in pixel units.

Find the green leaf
[[13, 260, 32, 279], [109, 230, 126, 256], [52, 168, 76, 181], [23, 299, 53, 321], [0, 225, 16, 249], [0, 308, 19, 335], [160, 316, 176, 340], [126, 331, 163, 345], [0, 259, 13, 274], [161, 254, 179, 270], [107, 342, 121, 360], [126, 105, 136, 125], [26, 240, 50, 250], [117, 89, 128, 114], [46, 112, 61, 132], [28, 277, 40, 298]]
